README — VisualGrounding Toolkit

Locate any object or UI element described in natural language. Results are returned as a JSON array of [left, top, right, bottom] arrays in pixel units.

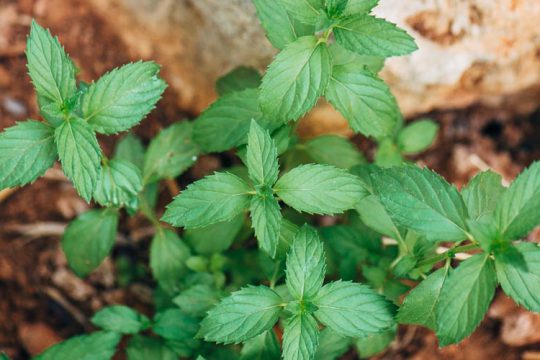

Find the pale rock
[[87, 0, 540, 119]]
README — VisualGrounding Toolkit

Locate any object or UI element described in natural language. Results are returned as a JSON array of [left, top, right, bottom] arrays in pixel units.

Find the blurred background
[[1, 0, 540, 359]]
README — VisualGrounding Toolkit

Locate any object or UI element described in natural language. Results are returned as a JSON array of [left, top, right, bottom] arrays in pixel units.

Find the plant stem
[[417, 243, 480, 268]]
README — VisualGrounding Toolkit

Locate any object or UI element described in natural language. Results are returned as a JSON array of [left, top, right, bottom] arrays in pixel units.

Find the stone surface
[[88, 0, 540, 118]]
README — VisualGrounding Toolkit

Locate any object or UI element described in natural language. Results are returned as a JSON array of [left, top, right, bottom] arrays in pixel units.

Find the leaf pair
[[163, 120, 366, 257], [199, 225, 395, 360]]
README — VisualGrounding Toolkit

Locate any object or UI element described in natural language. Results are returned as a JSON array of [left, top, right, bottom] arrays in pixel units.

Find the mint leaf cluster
[[5, 1, 540, 359], [193, 0, 416, 153], [366, 164, 540, 345], [198, 225, 394, 360], [163, 120, 365, 257], [0, 21, 166, 202]]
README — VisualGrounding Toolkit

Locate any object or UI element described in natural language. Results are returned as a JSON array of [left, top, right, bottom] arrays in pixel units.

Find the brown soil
[[1, 0, 540, 359]]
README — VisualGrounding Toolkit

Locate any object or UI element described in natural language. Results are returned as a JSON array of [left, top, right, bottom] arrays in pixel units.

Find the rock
[[18, 323, 63, 356], [88, 0, 540, 120]]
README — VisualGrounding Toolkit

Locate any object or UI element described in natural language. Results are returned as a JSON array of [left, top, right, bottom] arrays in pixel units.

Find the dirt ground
[[1, 0, 540, 359]]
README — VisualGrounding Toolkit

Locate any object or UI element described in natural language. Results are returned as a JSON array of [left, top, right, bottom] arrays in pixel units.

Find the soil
[[1, 0, 540, 359]]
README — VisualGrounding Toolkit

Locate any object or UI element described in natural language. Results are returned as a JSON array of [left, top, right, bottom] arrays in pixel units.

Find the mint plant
[[2, 1, 540, 359]]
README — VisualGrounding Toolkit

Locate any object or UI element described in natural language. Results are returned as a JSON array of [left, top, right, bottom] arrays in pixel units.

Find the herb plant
[[1, 1, 540, 359]]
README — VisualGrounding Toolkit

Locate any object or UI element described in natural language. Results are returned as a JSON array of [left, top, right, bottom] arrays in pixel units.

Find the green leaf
[[325, 0, 348, 17], [282, 313, 320, 360], [26, 21, 76, 107], [35, 331, 121, 360], [55, 118, 102, 201], [94, 159, 142, 210], [0, 121, 57, 189], [374, 166, 469, 242], [247, 120, 279, 186], [153, 309, 199, 342], [275, 164, 366, 215], [216, 66, 261, 95], [314, 280, 395, 338], [0, 352, 11, 360], [462, 171, 505, 221], [319, 225, 371, 279], [374, 139, 403, 167], [250, 194, 282, 257], [397, 119, 439, 155], [173, 284, 220, 317], [162, 172, 252, 228], [143, 121, 199, 184], [329, 43, 384, 73], [126, 335, 177, 360], [302, 135, 365, 169], [240, 330, 281, 360], [355, 327, 395, 359], [253, 0, 314, 50], [114, 133, 145, 169], [62, 208, 119, 277], [91, 305, 150, 334], [495, 161, 540, 240], [185, 215, 244, 254], [495, 242, 540, 312], [260, 36, 331, 122], [279, 0, 324, 25], [334, 15, 417, 57], [193, 89, 270, 153], [199, 285, 283, 344], [326, 63, 399, 138], [83, 61, 166, 134], [436, 253, 497, 346], [286, 225, 326, 300], [150, 229, 190, 293], [397, 266, 450, 330], [314, 328, 350, 360], [343, 0, 379, 15]]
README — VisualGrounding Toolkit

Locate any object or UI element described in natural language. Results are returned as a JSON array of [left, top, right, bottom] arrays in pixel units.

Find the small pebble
[[3, 97, 27, 117]]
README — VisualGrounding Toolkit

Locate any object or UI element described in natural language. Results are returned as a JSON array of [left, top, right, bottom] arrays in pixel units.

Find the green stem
[[417, 243, 480, 268]]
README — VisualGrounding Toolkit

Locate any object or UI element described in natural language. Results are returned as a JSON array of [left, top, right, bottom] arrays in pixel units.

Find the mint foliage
[[162, 172, 252, 228], [216, 66, 262, 95], [314, 281, 395, 338], [198, 286, 284, 344], [150, 229, 191, 293], [26, 20, 76, 116], [82, 61, 166, 134], [282, 313, 320, 360], [55, 117, 102, 201], [325, 63, 399, 138], [91, 305, 151, 334], [275, 164, 366, 215], [10, 9, 540, 360], [334, 15, 417, 57], [143, 122, 199, 183], [193, 89, 268, 153], [436, 254, 497, 346], [35, 331, 121, 360], [253, 0, 314, 50], [62, 208, 119, 277], [374, 166, 469, 242], [495, 242, 540, 312], [259, 36, 331, 122], [286, 225, 326, 300], [0, 121, 57, 189]]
